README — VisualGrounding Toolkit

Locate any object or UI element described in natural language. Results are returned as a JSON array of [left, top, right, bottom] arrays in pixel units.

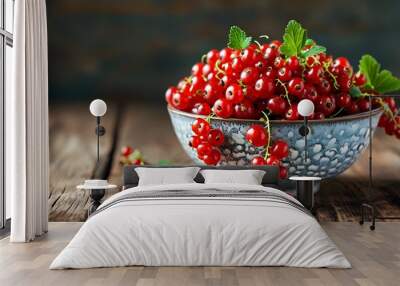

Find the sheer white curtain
[[7, 0, 49, 242]]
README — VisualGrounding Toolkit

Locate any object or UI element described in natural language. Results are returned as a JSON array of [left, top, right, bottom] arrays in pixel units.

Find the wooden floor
[[1, 222, 399, 286], [49, 103, 400, 222]]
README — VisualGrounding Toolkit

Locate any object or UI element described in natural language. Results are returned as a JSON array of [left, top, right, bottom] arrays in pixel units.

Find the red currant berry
[[345, 101, 359, 114], [270, 139, 289, 159], [197, 142, 213, 157], [263, 47, 278, 64], [306, 65, 324, 84], [165, 86, 178, 105], [206, 72, 219, 83], [338, 75, 351, 92], [274, 56, 286, 69], [317, 95, 336, 116], [207, 129, 225, 146], [242, 85, 259, 101], [337, 93, 351, 108], [220, 74, 234, 88], [303, 84, 319, 102], [172, 91, 190, 110], [203, 148, 221, 165], [333, 57, 353, 77], [288, 78, 305, 97], [317, 79, 331, 94], [192, 102, 211, 116], [221, 62, 234, 76], [269, 40, 281, 49], [264, 68, 277, 80], [266, 155, 280, 166], [234, 99, 256, 119], [245, 124, 268, 147], [378, 114, 389, 128], [268, 96, 288, 115], [231, 57, 243, 73], [384, 120, 396, 135], [285, 104, 299, 120], [202, 64, 212, 76], [254, 60, 267, 73], [189, 135, 202, 148], [251, 156, 267, 166], [121, 146, 133, 156], [204, 82, 222, 104], [191, 118, 210, 136], [225, 84, 244, 104], [312, 112, 325, 120], [384, 97, 397, 112], [191, 63, 204, 76], [286, 56, 300, 72], [219, 48, 232, 63], [189, 75, 205, 94], [396, 127, 400, 139], [240, 67, 259, 85], [206, 49, 219, 66], [277, 67, 292, 82], [240, 48, 256, 66], [213, 98, 233, 118], [279, 166, 288, 179], [353, 71, 366, 86], [358, 98, 371, 112], [255, 76, 275, 98]]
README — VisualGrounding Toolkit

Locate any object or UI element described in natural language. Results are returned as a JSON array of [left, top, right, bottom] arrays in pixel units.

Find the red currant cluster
[[189, 118, 224, 165], [244, 124, 289, 179], [165, 22, 400, 127], [165, 42, 372, 121], [119, 146, 144, 166], [378, 97, 400, 138], [166, 21, 400, 169]]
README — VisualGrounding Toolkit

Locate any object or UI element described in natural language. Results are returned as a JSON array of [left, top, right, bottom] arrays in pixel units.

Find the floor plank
[[1, 222, 399, 286]]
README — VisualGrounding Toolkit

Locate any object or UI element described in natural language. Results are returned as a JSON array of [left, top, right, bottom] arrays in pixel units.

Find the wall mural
[[47, 0, 400, 222]]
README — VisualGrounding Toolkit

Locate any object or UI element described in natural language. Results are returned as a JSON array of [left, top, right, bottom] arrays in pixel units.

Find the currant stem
[[253, 40, 262, 50], [214, 60, 225, 76], [323, 61, 339, 89], [205, 112, 215, 124], [261, 111, 272, 160], [364, 93, 400, 129], [237, 80, 246, 89], [331, 107, 344, 118], [276, 79, 292, 106]]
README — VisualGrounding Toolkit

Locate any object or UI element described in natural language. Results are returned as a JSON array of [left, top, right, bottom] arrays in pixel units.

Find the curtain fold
[[8, 0, 49, 242]]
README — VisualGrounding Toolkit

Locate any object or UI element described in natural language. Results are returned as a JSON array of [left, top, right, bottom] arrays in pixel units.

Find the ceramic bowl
[[168, 106, 383, 178]]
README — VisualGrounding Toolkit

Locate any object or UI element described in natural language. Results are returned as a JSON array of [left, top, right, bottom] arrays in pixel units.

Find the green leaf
[[359, 55, 380, 89], [280, 20, 308, 57], [302, 45, 327, 58], [227, 26, 252, 50], [359, 54, 400, 94], [305, 38, 314, 46], [374, 70, 400, 94], [349, 86, 363, 98]]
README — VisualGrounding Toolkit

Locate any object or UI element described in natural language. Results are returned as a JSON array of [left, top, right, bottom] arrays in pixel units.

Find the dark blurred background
[[47, 0, 400, 104]]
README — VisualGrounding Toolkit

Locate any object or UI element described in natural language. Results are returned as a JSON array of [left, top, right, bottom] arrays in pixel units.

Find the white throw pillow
[[200, 169, 266, 185], [135, 167, 200, 186]]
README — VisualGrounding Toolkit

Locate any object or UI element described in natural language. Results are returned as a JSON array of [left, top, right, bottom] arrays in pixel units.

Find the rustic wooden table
[[49, 103, 400, 222]]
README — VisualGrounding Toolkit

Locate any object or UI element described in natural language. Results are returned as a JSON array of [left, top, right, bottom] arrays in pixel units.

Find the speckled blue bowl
[[168, 106, 383, 178]]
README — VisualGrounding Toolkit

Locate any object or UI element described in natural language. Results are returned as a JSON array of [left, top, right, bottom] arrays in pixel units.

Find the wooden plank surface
[[1, 222, 400, 286], [49, 103, 400, 222], [49, 104, 118, 221]]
